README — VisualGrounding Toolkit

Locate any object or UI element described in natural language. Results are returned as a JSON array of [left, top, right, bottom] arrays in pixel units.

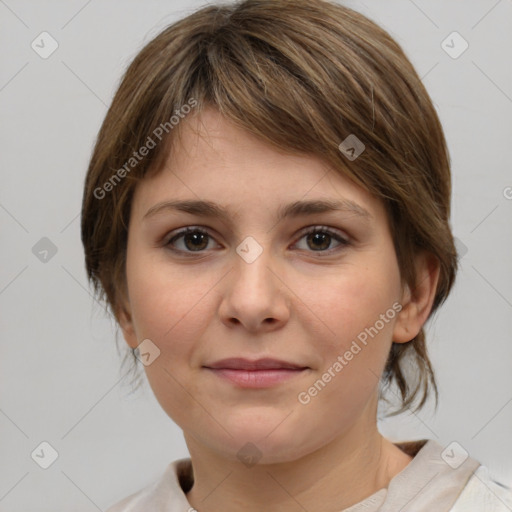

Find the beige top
[[106, 439, 512, 512]]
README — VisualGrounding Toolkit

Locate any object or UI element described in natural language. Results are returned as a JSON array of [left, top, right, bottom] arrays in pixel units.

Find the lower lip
[[206, 368, 307, 388]]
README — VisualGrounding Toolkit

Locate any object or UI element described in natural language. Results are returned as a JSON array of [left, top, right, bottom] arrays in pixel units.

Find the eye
[[293, 226, 350, 253], [165, 227, 219, 253], [164, 225, 350, 255]]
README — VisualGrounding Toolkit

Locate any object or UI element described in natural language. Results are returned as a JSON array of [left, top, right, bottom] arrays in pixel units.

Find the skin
[[118, 107, 440, 512]]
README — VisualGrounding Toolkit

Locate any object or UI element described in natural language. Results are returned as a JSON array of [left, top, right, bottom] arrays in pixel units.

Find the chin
[[203, 415, 318, 466]]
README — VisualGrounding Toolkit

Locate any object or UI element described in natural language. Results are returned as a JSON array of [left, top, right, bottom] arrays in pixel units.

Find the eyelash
[[163, 225, 350, 256]]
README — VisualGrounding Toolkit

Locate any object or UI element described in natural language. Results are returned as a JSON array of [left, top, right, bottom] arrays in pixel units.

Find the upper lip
[[204, 358, 308, 370]]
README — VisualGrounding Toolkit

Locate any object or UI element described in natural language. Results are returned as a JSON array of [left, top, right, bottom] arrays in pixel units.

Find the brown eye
[[294, 227, 349, 253], [166, 228, 215, 252], [164, 225, 349, 256], [306, 232, 332, 251]]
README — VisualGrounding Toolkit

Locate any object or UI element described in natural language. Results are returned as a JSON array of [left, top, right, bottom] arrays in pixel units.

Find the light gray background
[[1, 0, 511, 510]]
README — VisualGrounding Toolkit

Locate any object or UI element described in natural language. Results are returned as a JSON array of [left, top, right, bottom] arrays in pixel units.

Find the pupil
[[185, 232, 207, 251], [308, 232, 330, 250]]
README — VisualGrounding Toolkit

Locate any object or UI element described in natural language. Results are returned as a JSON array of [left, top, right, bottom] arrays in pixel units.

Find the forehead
[[132, 108, 383, 221]]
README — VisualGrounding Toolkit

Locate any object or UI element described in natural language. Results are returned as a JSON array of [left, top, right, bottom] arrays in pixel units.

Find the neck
[[184, 415, 412, 512]]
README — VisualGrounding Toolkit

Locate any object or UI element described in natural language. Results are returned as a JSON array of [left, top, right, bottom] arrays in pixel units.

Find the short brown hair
[[81, 0, 457, 415]]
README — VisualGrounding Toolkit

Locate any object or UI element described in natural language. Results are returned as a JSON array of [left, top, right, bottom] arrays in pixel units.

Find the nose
[[218, 240, 291, 333]]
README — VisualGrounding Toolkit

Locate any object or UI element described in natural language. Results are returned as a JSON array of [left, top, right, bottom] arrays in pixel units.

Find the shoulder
[[451, 465, 512, 512], [105, 458, 194, 512], [383, 439, 512, 511]]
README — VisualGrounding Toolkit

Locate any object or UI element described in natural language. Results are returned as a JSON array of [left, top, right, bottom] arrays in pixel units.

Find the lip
[[204, 358, 309, 388], [205, 357, 307, 370]]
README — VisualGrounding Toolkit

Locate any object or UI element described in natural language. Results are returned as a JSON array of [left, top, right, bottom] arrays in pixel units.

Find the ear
[[392, 251, 441, 343], [116, 294, 139, 350]]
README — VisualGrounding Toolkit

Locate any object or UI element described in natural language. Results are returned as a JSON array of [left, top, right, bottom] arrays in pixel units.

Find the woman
[[81, 1, 512, 510]]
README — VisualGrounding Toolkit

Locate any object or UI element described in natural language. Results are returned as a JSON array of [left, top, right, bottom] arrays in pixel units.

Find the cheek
[[293, 271, 400, 426], [125, 255, 216, 426], [302, 266, 399, 340], [126, 247, 211, 340], [296, 259, 400, 367]]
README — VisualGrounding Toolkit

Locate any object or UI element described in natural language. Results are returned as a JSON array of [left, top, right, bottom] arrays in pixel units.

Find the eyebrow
[[142, 198, 371, 223]]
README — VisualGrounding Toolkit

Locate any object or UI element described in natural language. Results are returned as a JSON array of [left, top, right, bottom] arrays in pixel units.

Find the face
[[119, 108, 421, 464]]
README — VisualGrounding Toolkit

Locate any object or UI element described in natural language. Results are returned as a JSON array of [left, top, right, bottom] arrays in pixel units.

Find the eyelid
[[294, 224, 350, 243]]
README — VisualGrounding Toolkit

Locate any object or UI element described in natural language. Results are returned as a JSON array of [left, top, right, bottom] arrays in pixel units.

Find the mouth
[[203, 358, 310, 388]]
